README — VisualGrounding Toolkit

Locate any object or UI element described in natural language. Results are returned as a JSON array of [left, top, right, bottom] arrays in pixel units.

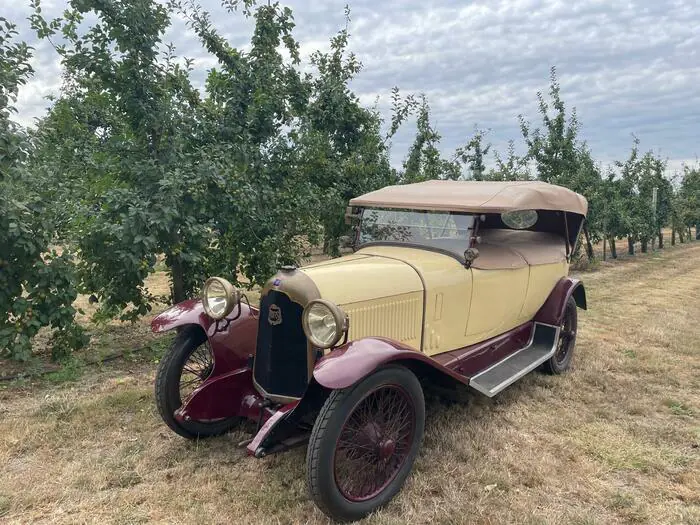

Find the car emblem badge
[[268, 304, 282, 326]]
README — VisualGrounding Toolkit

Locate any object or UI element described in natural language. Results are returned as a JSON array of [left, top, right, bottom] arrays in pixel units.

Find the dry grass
[[2, 244, 700, 524]]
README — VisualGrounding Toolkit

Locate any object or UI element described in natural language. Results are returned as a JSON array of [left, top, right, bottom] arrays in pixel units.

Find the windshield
[[358, 208, 475, 258]]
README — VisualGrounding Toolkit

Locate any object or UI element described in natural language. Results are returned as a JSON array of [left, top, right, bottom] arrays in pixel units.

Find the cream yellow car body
[[301, 245, 568, 356]]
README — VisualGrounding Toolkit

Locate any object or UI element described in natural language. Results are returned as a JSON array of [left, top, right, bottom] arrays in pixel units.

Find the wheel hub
[[378, 438, 396, 461]]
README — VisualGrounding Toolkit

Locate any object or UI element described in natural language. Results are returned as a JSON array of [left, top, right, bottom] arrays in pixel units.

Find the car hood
[[300, 253, 423, 307]]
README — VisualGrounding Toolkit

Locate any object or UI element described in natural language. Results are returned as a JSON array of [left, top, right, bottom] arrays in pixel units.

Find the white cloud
[[7, 0, 699, 169]]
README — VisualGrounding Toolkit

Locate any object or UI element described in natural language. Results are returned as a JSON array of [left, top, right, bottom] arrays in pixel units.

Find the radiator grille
[[253, 290, 308, 400]]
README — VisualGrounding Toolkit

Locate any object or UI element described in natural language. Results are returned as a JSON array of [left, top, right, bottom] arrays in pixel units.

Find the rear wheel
[[542, 296, 578, 374], [155, 327, 240, 438], [306, 366, 425, 522]]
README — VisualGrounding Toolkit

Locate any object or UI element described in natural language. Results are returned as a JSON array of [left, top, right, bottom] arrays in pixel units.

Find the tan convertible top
[[350, 180, 588, 216]]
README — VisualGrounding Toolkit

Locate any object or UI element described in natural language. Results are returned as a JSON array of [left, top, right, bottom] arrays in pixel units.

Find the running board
[[469, 323, 559, 397]]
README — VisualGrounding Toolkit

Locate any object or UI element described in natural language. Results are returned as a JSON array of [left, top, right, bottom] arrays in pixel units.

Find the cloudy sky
[[9, 0, 700, 172]]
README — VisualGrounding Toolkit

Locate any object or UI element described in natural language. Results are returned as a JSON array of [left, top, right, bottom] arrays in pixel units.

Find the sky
[[8, 0, 700, 173]]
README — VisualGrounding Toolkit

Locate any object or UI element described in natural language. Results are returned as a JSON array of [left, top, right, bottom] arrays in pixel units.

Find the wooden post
[[651, 187, 658, 252]]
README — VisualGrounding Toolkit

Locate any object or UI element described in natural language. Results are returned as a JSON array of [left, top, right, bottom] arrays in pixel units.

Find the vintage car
[[151, 180, 588, 522]]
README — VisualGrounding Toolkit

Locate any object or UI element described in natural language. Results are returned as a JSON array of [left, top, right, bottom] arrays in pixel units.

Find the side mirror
[[464, 247, 479, 268]]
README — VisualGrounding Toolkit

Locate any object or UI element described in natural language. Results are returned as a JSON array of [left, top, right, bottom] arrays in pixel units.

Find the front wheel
[[306, 365, 425, 522], [154, 326, 240, 439]]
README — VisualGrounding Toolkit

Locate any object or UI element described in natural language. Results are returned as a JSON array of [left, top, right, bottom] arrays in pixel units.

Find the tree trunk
[[658, 229, 664, 249], [610, 237, 617, 259], [602, 236, 607, 261], [696, 224, 700, 240], [583, 226, 594, 260], [641, 239, 648, 253], [689, 226, 693, 241], [169, 254, 187, 304], [671, 228, 675, 246], [627, 236, 635, 255], [679, 228, 686, 243]]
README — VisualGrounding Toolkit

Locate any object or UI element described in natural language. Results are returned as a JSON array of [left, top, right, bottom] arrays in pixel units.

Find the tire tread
[[306, 388, 344, 517]]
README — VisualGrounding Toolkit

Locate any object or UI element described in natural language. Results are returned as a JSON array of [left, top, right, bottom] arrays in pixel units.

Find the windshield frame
[[355, 207, 476, 264]]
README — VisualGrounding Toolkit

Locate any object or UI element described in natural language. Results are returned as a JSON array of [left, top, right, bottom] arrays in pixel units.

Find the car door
[[464, 242, 529, 344]]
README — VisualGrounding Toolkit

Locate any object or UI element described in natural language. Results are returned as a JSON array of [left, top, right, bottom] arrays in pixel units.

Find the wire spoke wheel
[[155, 328, 239, 439], [543, 296, 578, 374], [178, 341, 214, 401], [555, 311, 576, 365], [307, 365, 425, 523], [334, 385, 415, 502]]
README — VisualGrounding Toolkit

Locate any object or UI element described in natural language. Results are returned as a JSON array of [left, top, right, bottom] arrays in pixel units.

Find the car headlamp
[[302, 299, 348, 349], [201, 277, 240, 320]]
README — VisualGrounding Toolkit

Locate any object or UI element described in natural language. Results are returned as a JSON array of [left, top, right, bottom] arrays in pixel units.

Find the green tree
[[571, 146, 604, 258], [612, 141, 674, 254], [454, 129, 491, 180], [679, 163, 700, 240], [615, 138, 645, 255], [519, 67, 602, 259], [402, 95, 452, 182], [31, 0, 214, 318], [295, 11, 399, 255], [401, 99, 494, 182], [597, 169, 626, 259], [0, 17, 86, 360], [487, 140, 532, 181], [636, 151, 671, 251], [31, 0, 404, 319], [519, 66, 580, 186]]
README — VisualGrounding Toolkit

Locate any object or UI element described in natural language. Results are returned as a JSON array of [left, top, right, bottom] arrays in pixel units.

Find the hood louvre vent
[[344, 292, 421, 349]]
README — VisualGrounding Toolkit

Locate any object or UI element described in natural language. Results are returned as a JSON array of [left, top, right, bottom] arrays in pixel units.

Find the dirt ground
[[1, 242, 699, 524]]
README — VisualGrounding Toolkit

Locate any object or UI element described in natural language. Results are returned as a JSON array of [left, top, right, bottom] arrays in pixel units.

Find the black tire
[[306, 365, 425, 522], [542, 296, 578, 374], [155, 326, 240, 439]]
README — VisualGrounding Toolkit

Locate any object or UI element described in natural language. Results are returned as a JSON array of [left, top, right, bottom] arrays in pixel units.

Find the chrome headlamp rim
[[201, 277, 240, 320], [302, 299, 348, 349]]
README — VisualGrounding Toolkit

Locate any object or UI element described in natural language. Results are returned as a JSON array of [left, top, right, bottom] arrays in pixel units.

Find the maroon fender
[[313, 337, 469, 390], [175, 367, 268, 423], [534, 277, 587, 325], [151, 299, 259, 375]]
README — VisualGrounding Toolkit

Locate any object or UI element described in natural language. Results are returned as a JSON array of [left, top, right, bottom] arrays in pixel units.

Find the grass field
[[1, 242, 699, 524]]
